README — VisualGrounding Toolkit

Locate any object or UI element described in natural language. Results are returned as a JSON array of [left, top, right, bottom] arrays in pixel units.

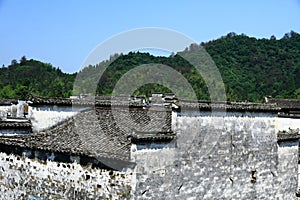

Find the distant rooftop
[[266, 97, 300, 110]]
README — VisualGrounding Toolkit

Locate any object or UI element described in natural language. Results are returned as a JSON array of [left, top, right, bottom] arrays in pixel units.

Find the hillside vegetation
[[0, 58, 76, 98], [1, 31, 300, 101]]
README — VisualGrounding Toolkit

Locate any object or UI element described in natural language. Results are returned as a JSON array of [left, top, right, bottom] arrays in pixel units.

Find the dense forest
[[0, 57, 76, 98], [1, 31, 300, 102]]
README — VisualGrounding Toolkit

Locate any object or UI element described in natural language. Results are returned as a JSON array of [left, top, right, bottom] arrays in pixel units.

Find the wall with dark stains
[[0, 152, 132, 199], [0, 114, 298, 199], [132, 115, 298, 199]]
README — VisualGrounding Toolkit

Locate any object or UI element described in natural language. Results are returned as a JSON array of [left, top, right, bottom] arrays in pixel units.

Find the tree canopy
[[1, 31, 300, 102], [0, 58, 76, 98]]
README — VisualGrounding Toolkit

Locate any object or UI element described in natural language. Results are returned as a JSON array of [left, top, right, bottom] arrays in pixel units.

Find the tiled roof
[[0, 98, 18, 105], [267, 98, 300, 110], [27, 95, 146, 107], [277, 133, 300, 141], [0, 120, 32, 129], [0, 106, 173, 162], [0, 110, 128, 161], [177, 99, 280, 112]]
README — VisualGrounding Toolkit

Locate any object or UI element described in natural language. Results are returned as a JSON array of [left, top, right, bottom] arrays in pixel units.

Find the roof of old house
[[2, 94, 299, 111], [277, 129, 300, 141], [27, 95, 146, 107], [177, 99, 280, 112], [266, 97, 300, 110], [0, 98, 18, 106], [0, 120, 31, 129], [0, 110, 132, 160], [0, 106, 173, 163]]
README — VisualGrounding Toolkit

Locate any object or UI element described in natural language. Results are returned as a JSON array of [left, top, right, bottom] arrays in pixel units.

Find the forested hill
[[0, 58, 76, 98], [204, 31, 300, 101], [1, 31, 300, 101], [77, 31, 300, 102]]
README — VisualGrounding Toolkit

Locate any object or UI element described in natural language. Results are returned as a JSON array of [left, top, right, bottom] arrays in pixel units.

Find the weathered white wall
[[0, 106, 10, 120], [29, 109, 77, 132], [276, 117, 300, 132], [277, 142, 299, 199], [0, 152, 132, 199], [133, 116, 299, 199]]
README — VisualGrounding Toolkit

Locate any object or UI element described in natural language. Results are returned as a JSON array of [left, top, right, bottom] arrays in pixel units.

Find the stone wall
[[0, 152, 133, 199], [277, 141, 299, 199], [132, 115, 299, 199], [0, 112, 298, 199]]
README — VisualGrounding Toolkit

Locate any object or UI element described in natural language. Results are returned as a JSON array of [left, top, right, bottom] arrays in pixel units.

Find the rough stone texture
[[132, 115, 298, 199], [0, 152, 132, 199], [276, 141, 298, 199]]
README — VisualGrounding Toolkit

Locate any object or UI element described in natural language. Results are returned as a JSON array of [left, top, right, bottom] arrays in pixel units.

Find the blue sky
[[0, 0, 300, 73]]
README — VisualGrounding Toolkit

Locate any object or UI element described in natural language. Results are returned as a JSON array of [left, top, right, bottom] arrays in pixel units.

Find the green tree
[[0, 85, 15, 98], [11, 59, 18, 66], [51, 78, 64, 97], [20, 56, 27, 66], [15, 84, 29, 99], [294, 88, 300, 99]]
